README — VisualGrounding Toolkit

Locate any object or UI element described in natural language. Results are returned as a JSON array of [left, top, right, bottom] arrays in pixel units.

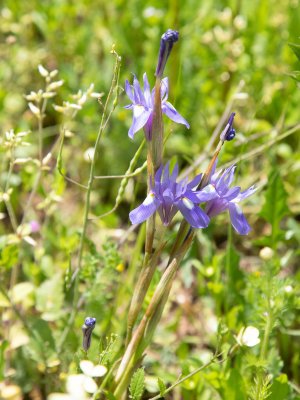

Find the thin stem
[[149, 357, 218, 400], [57, 51, 121, 352], [255, 303, 273, 399], [89, 139, 146, 220], [21, 95, 48, 224]]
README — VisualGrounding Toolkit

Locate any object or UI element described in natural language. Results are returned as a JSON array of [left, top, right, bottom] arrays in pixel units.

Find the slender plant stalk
[[114, 233, 194, 398], [125, 228, 166, 345], [148, 356, 219, 400], [125, 77, 164, 344], [254, 312, 272, 400], [57, 50, 121, 352]]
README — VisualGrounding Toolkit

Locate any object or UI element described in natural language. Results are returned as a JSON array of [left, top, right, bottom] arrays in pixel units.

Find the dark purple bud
[[82, 317, 96, 352], [220, 112, 236, 141], [155, 29, 179, 78]]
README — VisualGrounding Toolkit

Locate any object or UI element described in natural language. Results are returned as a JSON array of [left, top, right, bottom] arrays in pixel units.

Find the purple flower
[[129, 161, 217, 228], [29, 220, 40, 233], [205, 160, 257, 235], [155, 29, 179, 78], [124, 73, 189, 140], [220, 112, 236, 142], [82, 317, 96, 352]]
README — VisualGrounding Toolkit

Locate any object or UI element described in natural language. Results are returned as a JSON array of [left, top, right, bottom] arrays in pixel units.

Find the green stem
[[57, 52, 121, 353], [255, 310, 272, 400], [114, 233, 194, 398], [149, 357, 218, 400]]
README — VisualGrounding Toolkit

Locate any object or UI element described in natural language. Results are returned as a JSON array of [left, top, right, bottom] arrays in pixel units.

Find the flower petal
[[170, 162, 179, 182], [161, 77, 169, 101], [129, 193, 159, 224], [205, 198, 228, 218], [187, 173, 202, 190], [155, 164, 164, 186], [133, 74, 146, 104], [143, 72, 152, 107], [176, 199, 210, 228], [228, 202, 251, 235], [162, 102, 190, 128], [128, 106, 151, 139], [223, 186, 240, 201], [189, 184, 218, 203], [235, 185, 258, 202], [125, 79, 134, 102]]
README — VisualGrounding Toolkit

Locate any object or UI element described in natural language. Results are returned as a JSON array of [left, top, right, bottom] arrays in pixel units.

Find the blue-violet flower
[[124, 73, 189, 140], [205, 160, 257, 234], [82, 317, 96, 352], [155, 29, 179, 78], [129, 161, 217, 228]]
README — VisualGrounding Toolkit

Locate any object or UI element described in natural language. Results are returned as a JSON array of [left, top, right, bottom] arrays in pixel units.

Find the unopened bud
[[259, 246, 274, 261], [220, 112, 236, 141], [38, 64, 49, 77], [155, 29, 179, 78], [28, 102, 41, 116], [82, 317, 96, 352]]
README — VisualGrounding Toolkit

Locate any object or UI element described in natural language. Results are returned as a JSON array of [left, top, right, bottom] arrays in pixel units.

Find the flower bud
[[82, 317, 96, 352], [220, 112, 236, 141], [259, 246, 274, 260], [155, 29, 179, 78]]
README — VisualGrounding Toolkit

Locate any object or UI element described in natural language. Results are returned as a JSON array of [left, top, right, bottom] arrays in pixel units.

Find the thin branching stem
[[57, 50, 121, 353], [148, 355, 224, 400]]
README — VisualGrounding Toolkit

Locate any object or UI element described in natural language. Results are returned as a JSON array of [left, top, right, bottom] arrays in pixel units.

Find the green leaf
[[0, 245, 19, 269], [158, 377, 166, 396], [259, 171, 290, 246], [129, 367, 145, 400], [0, 340, 8, 380], [35, 273, 64, 320], [289, 42, 300, 62], [224, 369, 247, 400], [268, 374, 290, 400], [26, 318, 56, 364]]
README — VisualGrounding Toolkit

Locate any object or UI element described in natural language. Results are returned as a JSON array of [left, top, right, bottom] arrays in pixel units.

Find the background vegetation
[[0, 0, 299, 399]]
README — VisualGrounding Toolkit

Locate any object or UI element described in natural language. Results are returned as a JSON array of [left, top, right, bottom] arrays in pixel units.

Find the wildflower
[[155, 29, 179, 78], [82, 317, 96, 352], [129, 161, 217, 228], [237, 326, 260, 347], [204, 160, 257, 235], [220, 112, 236, 141], [124, 73, 189, 140], [29, 220, 40, 233]]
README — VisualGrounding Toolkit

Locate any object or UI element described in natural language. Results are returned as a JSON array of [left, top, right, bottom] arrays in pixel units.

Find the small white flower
[[284, 285, 293, 294], [237, 326, 260, 347], [80, 360, 107, 378]]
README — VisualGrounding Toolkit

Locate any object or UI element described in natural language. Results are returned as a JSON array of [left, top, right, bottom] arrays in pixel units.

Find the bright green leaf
[[268, 374, 290, 400], [158, 377, 166, 396], [129, 367, 145, 400], [0, 245, 19, 269], [289, 42, 300, 62], [259, 171, 290, 246], [224, 369, 247, 400]]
